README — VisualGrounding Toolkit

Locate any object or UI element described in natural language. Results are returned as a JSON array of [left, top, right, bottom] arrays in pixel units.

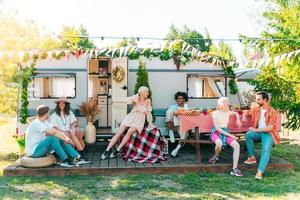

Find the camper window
[[187, 76, 225, 98], [29, 74, 76, 99]]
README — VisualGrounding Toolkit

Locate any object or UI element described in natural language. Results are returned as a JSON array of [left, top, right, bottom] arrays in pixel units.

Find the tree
[[241, 0, 300, 130], [116, 37, 137, 48], [60, 26, 81, 49], [60, 25, 96, 49], [134, 58, 155, 121], [166, 24, 212, 52], [209, 40, 235, 62], [134, 59, 152, 99], [78, 25, 96, 49], [0, 14, 45, 115]]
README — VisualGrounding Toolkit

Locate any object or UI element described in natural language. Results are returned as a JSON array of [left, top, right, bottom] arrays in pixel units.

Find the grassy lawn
[[0, 118, 300, 200]]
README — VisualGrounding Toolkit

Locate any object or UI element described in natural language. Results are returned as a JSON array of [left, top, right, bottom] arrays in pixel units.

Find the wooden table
[[178, 113, 282, 164]]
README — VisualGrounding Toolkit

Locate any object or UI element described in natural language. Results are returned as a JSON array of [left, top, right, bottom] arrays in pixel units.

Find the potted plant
[[13, 133, 25, 158], [79, 99, 101, 144]]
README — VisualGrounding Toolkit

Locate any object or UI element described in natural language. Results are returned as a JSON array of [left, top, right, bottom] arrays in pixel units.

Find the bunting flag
[[7, 39, 293, 70], [66, 51, 70, 60], [119, 47, 125, 57], [74, 50, 80, 59], [248, 48, 300, 68], [89, 49, 94, 59], [124, 46, 130, 56]]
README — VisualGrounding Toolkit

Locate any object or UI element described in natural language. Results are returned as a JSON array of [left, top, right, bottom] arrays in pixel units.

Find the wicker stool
[[20, 155, 57, 168]]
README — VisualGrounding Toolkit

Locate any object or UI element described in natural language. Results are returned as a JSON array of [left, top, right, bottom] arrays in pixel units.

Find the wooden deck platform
[[3, 142, 294, 176]]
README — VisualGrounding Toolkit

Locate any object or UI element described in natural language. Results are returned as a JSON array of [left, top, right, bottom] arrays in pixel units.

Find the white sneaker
[[75, 158, 91, 165], [169, 130, 175, 143], [171, 149, 178, 157], [171, 144, 181, 157]]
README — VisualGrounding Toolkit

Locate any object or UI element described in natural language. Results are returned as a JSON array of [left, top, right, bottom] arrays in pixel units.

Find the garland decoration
[[20, 59, 37, 124], [9, 39, 241, 110]]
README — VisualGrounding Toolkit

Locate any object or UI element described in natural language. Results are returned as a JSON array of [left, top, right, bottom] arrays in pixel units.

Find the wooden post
[[195, 127, 201, 164]]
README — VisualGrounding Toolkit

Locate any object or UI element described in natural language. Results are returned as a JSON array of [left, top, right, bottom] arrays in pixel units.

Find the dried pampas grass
[[79, 99, 101, 123]]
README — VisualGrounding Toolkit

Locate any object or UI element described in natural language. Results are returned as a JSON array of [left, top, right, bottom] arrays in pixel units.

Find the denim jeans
[[245, 131, 274, 173], [31, 135, 79, 161]]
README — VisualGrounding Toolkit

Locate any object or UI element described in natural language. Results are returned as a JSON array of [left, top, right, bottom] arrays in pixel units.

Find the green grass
[[0, 118, 300, 199]]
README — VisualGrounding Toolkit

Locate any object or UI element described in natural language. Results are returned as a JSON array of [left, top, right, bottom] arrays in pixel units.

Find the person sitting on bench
[[165, 91, 189, 157], [243, 92, 279, 180], [208, 97, 244, 177], [25, 105, 88, 167]]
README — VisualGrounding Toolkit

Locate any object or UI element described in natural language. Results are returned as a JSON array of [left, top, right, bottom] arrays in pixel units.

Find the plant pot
[[84, 122, 96, 144]]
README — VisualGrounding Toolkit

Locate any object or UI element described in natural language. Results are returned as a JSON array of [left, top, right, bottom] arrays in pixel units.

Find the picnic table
[[178, 112, 282, 164]]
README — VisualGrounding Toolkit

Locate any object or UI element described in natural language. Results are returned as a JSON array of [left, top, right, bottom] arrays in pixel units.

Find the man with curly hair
[[165, 92, 189, 157]]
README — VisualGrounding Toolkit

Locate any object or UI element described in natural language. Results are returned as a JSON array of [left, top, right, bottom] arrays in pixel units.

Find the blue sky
[[3, 0, 268, 64]]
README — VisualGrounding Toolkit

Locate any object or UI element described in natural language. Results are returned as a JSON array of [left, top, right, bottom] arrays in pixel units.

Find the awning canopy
[[234, 68, 261, 80]]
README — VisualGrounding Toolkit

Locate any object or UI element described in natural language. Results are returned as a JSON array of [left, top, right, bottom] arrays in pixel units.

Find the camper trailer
[[18, 54, 255, 138]]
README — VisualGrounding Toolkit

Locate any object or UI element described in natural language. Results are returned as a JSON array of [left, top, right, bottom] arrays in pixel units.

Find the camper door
[[111, 57, 128, 133]]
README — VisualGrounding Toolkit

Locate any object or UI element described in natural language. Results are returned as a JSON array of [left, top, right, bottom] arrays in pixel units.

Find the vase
[[19, 145, 25, 158], [84, 122, 96, 144]]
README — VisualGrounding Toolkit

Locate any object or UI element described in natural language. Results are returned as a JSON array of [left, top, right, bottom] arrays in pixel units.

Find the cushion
[[20, 155, 57, 168]]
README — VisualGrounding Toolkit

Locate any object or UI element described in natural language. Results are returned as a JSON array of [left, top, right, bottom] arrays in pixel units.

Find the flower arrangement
[[79, 99, 101, 123], [13, 133, 25, 148], [13, 133, 26, 156]]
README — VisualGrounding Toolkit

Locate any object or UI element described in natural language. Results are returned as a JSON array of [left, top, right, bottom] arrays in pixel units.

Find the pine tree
[[134, 58, 155, 121], [134, 59, 152, 100]]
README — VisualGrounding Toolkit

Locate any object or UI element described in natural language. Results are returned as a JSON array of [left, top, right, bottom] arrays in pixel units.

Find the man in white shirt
[[25, 105, 84, 167]]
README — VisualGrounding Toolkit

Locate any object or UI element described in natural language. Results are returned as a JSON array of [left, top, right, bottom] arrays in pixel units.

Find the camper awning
[[234, 68, 260, 80]]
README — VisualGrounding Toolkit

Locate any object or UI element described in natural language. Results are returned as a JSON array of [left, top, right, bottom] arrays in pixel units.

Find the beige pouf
[[20, 155, 57, 168]]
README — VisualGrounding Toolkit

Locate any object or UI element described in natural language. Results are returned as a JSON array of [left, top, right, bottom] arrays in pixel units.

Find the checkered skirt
[[122, 127, 167, 163]]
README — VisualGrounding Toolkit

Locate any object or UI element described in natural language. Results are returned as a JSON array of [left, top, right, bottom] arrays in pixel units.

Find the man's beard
[[257, 103, 264, 107]]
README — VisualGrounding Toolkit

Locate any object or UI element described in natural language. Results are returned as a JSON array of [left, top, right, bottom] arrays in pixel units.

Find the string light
[[0, 33, 299, 42]]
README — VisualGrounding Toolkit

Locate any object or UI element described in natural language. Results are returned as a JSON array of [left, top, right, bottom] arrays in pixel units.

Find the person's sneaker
[[58, 158, 77, 168], [244, 157, 257, 165], [101, 150, 110, 160], [170, 144, 181, 157], [109, 149, 121, 159], [75, 157, 91, 165], [255, 171, 263, 180], [208, 154, 219, 164], [230, 168, 244, 177]]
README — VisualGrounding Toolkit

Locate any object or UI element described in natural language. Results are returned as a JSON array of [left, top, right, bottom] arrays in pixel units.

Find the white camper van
[[18, 54, 255, 139]]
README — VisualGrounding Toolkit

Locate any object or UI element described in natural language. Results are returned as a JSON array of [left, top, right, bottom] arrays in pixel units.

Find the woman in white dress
[[51, 97, 88, 161], [101, 86, 155, 160]]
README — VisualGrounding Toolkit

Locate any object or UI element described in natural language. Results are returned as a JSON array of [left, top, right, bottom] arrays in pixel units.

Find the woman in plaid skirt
[[101, 86, 155, 160]]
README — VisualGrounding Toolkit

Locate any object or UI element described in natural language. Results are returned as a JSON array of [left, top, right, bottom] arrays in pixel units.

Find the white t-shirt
[[258, 108, 267, 128], [50, 111, 77, 131], [212, 110, 235, 128], [25, 119, 51, 156]]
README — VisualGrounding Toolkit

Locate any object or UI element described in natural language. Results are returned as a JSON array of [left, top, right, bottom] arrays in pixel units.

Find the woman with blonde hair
[[208, 97, 244, 177], [101, 86, 155, 159]]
